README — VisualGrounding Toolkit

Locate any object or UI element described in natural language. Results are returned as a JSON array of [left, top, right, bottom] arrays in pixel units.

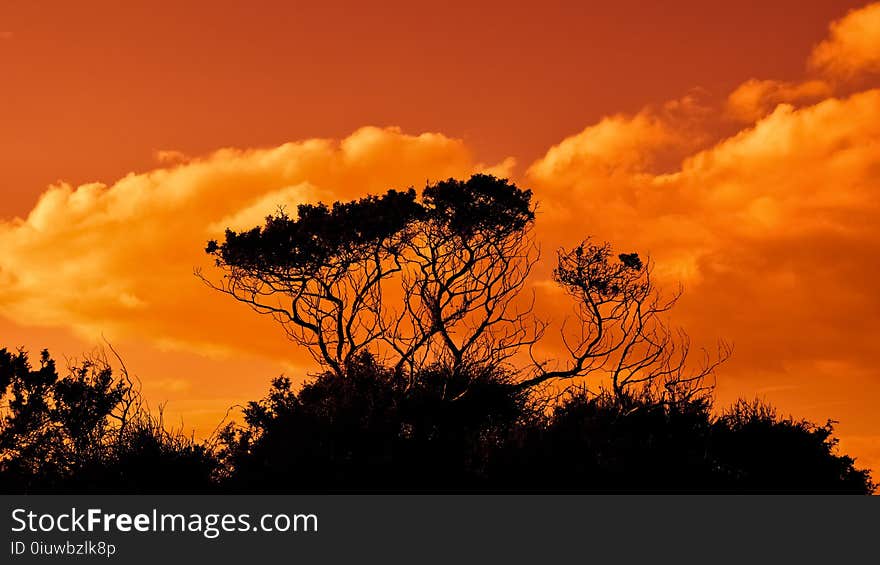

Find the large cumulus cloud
[[526, 2, 880, 467], [810, 2, 880, 79], [0, 126, 513, 364]]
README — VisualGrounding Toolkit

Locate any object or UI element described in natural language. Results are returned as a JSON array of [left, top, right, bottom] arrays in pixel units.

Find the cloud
[[810, 2, 880, 79], [9, 86, 875, 402], [154, 149, 191, 165], [725, 79, 832, 122], [527, 88, 880, 455], [529, 92, 712, 189], [0, 127, 513, 364]]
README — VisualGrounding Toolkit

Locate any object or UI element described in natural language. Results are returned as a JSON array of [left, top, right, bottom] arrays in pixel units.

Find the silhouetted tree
[[203, 189, 424, 377], [519, 240, 731, 406], [205, 175, 719, 399], [389, 176, 541, 380]]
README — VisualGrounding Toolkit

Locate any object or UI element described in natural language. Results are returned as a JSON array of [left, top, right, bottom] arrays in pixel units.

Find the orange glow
[[1, 1, 878, 473]]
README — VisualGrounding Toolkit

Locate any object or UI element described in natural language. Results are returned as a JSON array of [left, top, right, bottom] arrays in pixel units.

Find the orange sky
[[1, 1, 879, 474]]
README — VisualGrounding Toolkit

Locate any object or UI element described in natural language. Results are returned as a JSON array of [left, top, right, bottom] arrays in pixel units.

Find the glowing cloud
[[810, 2, 880, 79], [527, 87, 880, 469], [725, 79, 832, 122], [530, 88, 880, 362], [0, 127, 513, 363]]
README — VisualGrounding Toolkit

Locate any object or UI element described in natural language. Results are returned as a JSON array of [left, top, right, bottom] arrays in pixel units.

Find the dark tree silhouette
[[389, 176, 542, 382], [202, 175, 543, 384], [203, 189, 424, 376], [518, 240, 731, 406], [205, 174, 722, 400]]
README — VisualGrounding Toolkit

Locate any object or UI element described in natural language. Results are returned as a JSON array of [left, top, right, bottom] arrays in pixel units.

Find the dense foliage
[[0, 348, 217, 493], [0, 349, 872, 493]]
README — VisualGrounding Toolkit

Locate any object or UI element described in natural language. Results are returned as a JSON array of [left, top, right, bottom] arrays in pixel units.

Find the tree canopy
[[204, 174, 727, 407]]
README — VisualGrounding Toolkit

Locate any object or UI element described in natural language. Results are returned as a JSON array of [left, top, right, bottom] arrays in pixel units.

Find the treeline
[[0, 348, 873, 493], [2, 175, 874, 493]]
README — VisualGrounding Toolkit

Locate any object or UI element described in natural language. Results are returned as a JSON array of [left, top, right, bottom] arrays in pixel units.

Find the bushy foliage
[[494, 391, 874, 493], [1, 348, 873, 493], [0, 348, 218, 493], [215, 358, 874, 493], [206, 188, 424, 271], [206, 175, 534, 270], [709, 400, 874, 492], [217, 353, 528, 491], [421, 174, 534, 237], [490, 390, 716, 491]]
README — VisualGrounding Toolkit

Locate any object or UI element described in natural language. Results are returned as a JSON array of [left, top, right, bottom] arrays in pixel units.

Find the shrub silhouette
[[1, 350, 873, 493], [490, 390, 717, 492], [218, 353, 528, 491], [492, 391, 873, 493], [709, 400, 874, 492], [0, 348, 218, 493]]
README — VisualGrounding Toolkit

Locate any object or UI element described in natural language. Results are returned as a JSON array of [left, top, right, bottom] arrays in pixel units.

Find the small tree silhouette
[[516, 240, 730, 407]]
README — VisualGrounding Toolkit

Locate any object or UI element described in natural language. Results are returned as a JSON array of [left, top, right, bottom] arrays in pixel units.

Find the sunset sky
[[1, 1, 879, 473]]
